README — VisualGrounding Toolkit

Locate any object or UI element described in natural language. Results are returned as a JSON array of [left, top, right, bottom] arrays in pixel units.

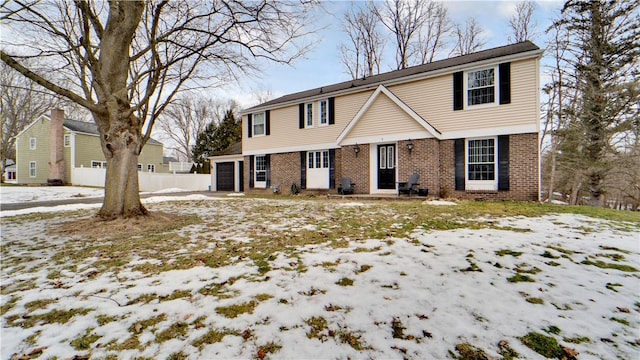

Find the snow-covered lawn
[[0, 186, 105, 204], [1, 196, 638, 360]]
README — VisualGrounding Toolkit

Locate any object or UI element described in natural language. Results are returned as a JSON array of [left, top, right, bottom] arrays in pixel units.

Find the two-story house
[[216, 41, 543, 200], [15, 109, 167, 185]]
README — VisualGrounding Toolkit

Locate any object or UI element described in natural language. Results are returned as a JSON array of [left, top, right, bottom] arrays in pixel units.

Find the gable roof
[[16, 115, 162, 146], [244, 41, 541, 113], [336, 85, 441, 145], [63, 119, 162, 146]]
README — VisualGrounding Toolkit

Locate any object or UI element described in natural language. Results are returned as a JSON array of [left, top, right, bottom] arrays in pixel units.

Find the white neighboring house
[[3, 160, 16, 183]]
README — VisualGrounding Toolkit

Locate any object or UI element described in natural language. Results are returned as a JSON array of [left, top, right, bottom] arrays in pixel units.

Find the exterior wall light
[[407, 139, 414, 152], [354, 143, 360, 157]]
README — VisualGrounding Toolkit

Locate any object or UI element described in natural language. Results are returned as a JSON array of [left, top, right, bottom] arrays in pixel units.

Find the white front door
[[307, 150, 329, 189]]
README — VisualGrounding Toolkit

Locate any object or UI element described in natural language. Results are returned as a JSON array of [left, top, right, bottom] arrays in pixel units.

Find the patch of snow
[[0, 186, 104, 204], [424, 200, 457, 206]]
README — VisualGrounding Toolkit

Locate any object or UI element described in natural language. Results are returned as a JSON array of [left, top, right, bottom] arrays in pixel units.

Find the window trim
[[465, 136, 498, 191], [464, 65, 499, 109], [254, 155, 267, 188], [29, 161, 36, 178], [147, 164, 155, 173], [252, 112, 266, 137], [305, 103, 314, 128], [137, 163, 143, 172], [64, 134, 71, 147], [29, 138, 37, 150], [319, 99, 328, 126]]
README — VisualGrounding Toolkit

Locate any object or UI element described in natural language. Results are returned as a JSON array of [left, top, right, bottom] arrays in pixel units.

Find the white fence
[[72, 167, 211, 192]]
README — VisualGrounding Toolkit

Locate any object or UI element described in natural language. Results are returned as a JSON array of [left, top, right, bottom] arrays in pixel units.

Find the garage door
[[216, 162, 234, 191]]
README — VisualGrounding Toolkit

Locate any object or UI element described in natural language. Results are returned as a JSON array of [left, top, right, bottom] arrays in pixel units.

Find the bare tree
[[417, 1, 450, 63], [1, 1, 316, 219], [451, 17, 486, 56], [340, 2, 384, 79], [0, 62, 86, 173], [374, 0, 431, 70], [156, 95, 215, 162], [508, 1, 537, 43]]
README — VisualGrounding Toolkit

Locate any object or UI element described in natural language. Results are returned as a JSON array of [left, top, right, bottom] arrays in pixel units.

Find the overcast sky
[[224, 0, 564, 108]]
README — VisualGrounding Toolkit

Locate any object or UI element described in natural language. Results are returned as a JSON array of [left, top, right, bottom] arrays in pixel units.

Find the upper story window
[[305, 103, 313, 128], [137, 163, 143, 172], [147, 164, 155, 173], [467, 68, 495, 106], [319, 99, 328, 126], [299, 97, 334, 129], [64, 134, 71, 147], [453, 63, 509, 111], [253, 112, 266, 136], [29, 138, 36, 150]]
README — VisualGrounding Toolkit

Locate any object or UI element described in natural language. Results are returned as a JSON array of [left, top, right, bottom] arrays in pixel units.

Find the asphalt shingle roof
[[245, 41, 541, 112], [63, 119, 163, 146]]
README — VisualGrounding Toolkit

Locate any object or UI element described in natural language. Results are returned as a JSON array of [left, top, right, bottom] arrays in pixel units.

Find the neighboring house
[[15, 110, 166, 185], [216, 41, 543, 201], [3, 160, 16, 183]]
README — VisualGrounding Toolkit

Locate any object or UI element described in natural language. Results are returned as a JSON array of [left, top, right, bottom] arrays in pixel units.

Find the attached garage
[[216, 162, 235, 191], [208, 142, 244, 193]]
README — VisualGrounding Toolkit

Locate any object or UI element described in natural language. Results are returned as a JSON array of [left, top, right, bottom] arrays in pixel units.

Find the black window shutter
[[249, 155, 254, 188], [299, 103, 305, 129], [329, 149, 336, 189], [453, 71, 463, 111], [328, 97, 335, 125], [498, 135, 510, 190], [300, 151, 306, 189], [499, 62, 511, 105], [454, 139, 465, 191], [265, 110, 271, 136], [265, 154, 271, 187], [247, 114, 253, 138]]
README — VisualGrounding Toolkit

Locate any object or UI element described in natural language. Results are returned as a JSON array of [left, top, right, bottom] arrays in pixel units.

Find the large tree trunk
[[96, 113, 147, 219]]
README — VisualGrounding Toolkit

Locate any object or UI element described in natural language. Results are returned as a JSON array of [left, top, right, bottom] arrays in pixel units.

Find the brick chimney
[[47, 108, 65, 185]]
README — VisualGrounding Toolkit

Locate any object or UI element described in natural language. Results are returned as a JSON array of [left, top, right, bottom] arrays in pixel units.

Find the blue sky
[[226, 0, 564, 107]]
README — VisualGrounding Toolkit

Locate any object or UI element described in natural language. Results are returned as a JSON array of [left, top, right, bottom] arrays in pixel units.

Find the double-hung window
[[466, 138, 496, 190], [467, 68, 495, 106], [29, 161, 36, 177], [253, 112, 266, 137], [137, 163, 143, 172], [29, 138, 37, 150], [64, 134, 71, 147], [147, 164, 155, 173], [305, 103, 314, 127], [319, 99, 328, 126]]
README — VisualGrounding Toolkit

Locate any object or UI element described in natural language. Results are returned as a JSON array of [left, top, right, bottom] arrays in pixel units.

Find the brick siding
[[440, 133, 539, 201], [244, 133, 539, 201]]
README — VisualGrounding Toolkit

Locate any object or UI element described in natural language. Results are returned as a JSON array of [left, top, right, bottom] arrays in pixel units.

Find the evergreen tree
[[191, 109, 241, 173], [552, 0, 639, 207]]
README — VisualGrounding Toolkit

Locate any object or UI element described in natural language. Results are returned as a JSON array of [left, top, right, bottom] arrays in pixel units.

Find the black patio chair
[[398, 173, 420, 196], [338, 177, 355, 195]]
